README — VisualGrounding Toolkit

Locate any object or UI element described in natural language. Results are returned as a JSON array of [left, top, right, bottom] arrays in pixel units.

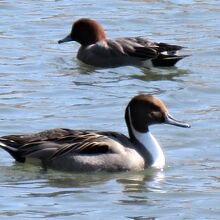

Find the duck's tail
[[0, 138, 25, 162], [152, 54, 189, 67]]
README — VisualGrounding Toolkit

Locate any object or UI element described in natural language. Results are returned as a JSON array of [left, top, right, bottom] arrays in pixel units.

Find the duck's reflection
[[134, 67, 190, 81], [43, 167, 166, 201], [116, 169, 165, 193], [76, 61, 190, 82]]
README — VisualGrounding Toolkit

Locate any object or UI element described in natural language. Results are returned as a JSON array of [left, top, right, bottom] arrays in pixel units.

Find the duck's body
[[0, 94, 190, 172], [0, 129, 147, 171], [58, 18, 188, 68], [76, 37, 185, 68]]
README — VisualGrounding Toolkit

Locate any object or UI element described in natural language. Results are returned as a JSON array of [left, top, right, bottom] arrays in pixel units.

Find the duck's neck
[[131, 128, 165, 169], [126, 106, 165, 169]]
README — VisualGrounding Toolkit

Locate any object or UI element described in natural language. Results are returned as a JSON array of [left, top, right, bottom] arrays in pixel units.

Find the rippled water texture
[[0, 0, 220, 219]]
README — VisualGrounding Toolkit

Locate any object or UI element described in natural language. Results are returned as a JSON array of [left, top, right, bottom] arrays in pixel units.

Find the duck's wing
[[0, 129, 126, 162], [108, 38, 158, 59], [131, 37, 184, 53], [85, 38, 157, 60], [96, 37, 184, 59]]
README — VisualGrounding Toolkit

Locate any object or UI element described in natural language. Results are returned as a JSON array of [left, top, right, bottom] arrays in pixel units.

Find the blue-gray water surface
[[0, 0, 220, 219]]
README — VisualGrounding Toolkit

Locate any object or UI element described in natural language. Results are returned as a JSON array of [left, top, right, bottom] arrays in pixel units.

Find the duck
[[0, 94, 190, 172], [58, 18, 188, 68]]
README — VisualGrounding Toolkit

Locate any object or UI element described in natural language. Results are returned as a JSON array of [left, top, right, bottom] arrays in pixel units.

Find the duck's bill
[[58, 34, 73, 44], [164, 113, 191, 128]]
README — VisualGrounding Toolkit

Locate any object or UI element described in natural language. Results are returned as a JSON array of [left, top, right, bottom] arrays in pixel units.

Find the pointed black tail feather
[[0, 138, 25, 163], [152, 54, 189, 67], [157, 42, 185, 52]]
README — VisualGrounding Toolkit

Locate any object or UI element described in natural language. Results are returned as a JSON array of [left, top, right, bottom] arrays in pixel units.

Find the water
[[0, 0, 220, 219]]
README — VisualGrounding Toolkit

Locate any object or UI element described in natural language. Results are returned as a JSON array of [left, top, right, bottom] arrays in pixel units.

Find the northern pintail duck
[[0, 94, 190, 172], [58, 18, 188, 68]]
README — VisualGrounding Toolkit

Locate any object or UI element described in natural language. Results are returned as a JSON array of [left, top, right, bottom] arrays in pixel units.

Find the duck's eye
[[149, 111, 164, 123]]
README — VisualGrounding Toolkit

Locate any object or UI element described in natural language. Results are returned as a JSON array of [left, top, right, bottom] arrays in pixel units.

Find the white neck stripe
[[128, 106, 165, 169]]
